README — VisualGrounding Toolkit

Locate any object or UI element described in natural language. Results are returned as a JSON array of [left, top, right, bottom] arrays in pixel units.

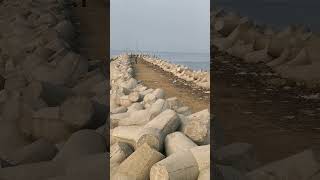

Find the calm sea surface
[[111, 50, 210, 71]]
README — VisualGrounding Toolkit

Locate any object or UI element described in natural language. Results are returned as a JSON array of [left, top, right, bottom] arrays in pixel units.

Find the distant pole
[[82, 0, 86, 7]]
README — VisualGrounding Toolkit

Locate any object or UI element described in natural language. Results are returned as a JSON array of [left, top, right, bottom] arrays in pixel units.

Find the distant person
[[134, 56, 138, 64]]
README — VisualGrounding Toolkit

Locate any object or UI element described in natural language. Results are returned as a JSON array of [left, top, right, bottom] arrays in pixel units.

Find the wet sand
[[133, 60, 209, 113]]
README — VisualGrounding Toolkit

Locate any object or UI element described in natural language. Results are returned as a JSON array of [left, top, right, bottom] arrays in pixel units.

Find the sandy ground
[[213, 47, 320, 164], [133, 60, 210, 113]]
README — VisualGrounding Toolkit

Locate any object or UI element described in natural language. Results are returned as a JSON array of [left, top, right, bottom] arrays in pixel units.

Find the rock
[[113, 143, 164, 180], [165, 132, 197, 156], [181, 109, 210, 145]]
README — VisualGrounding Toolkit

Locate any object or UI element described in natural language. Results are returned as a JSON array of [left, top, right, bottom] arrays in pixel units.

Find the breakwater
[[212, 8, 320, 87], [110, 54, 210, 179], [0, 0, 107, 179]]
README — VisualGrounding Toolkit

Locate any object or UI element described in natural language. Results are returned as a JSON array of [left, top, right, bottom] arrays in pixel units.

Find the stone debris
[[0, 0, 108, 179], [110, 54, 210, 179]]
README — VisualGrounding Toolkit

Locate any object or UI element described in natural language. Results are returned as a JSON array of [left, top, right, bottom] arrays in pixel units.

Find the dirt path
[[133, 60, 210, 113], [212, 48, 320, 164]]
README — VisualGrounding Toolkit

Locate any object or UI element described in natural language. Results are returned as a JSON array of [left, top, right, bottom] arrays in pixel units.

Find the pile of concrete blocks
[[0, 0, 108, 179], [140, 55, 210, 90], [110, 54, 210, 180], [212, 7, 320, 86]]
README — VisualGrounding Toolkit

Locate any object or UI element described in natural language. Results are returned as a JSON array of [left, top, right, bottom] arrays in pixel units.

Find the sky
[[111, 0, 210, 53], [213, 0, 320, 31]]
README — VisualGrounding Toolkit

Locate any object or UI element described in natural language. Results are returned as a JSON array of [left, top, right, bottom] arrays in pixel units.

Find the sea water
[[111, 50, 210, 71]]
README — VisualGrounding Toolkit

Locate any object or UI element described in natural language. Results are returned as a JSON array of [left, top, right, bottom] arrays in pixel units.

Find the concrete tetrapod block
[[72, 71, 105, 96], [214, 15, 241, 36], [246, 149, 320, 180], [113, 143, 165, 180], [190, 145, 210, 171], [217, 165, 247, 180], [127, 102, 144, 112], [244, 49, 273, 63], [0, 161, 65, 180], [60, 96, 94, 129], [286, 47, 311, 66], [152, 88, 165, 99], [227, 42, 253, 59], [215, 143, 259, 172], [150, 149, 200, 180], [118, 109, 151, 126], [0, 93, 30, 154], [53, 130, 107, 165], [64, 153, 108, 178], [176, 106, 192, 116], [6, 139, 58, 165], [110, 106, 127, 114], [164, 132, 197, 156], [148, 99, 169, 120], [197, 168, 210, 180], [110, 142, 133, 164], [128, 91, 141, 102], [166, 97, 182, 110], [140, 109, 180, 150], [181, 109, 210, 145], [267, 48, 291, 67], [23, 106, 72, 142], [22, 81, 75, 108], [111, 125, 143, 148]]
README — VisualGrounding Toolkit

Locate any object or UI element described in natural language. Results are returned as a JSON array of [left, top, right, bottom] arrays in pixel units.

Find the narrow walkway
[[133, 60, 209, 113], [213, 49, 320, 164]]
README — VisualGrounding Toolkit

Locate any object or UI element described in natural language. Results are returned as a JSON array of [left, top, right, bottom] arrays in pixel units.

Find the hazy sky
[[111, 0, 210, 53], [214, 0, 320, 31]]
